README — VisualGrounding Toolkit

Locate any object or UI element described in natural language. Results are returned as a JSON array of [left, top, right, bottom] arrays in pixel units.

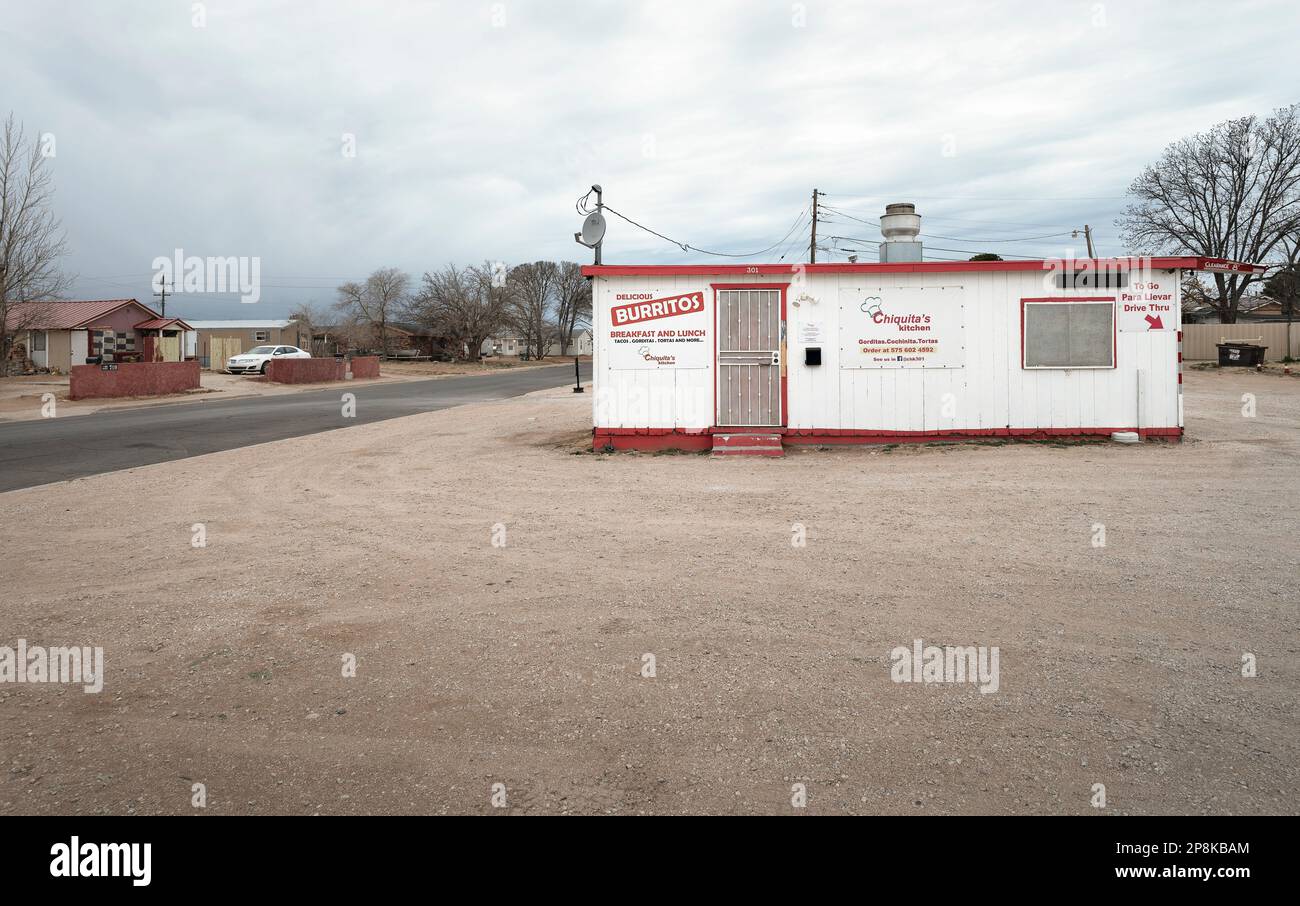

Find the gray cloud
[[3, 0, 1296, 317]]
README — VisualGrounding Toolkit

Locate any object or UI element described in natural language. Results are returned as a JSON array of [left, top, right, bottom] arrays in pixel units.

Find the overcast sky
[[3, 0, 1298, 319]]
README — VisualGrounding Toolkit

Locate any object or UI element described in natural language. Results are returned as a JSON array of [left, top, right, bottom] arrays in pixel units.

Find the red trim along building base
[[593, 427, 1182, 451]]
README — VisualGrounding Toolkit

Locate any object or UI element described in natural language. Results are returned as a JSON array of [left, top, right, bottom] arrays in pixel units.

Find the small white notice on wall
[[799, 321, 823, 344]]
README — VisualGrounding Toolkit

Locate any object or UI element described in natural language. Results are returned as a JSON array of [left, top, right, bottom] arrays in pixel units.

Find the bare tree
[[330, 314, 370, 356], [506, 261, 558, 360], [1118, 104, 1300, 323], [0, 113, 70, 372], [1263, 234, 1300, 359], [335, 267, 409, 357], [552, 261, 592, 356], [288, 301, 331, 354], [1180, 273, 1212, 322], [406, 261, 509, 361]]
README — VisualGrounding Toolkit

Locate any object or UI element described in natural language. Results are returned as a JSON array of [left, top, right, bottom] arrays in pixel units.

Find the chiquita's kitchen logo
[[611, 291, 705, 326], [861, 296, 930, 328], [636, 345, 676, 365]]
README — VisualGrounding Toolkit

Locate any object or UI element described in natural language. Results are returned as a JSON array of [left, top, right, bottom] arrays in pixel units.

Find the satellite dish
[[581, 211, 606, 246]]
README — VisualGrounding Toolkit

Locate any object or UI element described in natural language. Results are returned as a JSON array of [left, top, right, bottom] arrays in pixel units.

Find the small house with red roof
[[3, 299, 194, 373]]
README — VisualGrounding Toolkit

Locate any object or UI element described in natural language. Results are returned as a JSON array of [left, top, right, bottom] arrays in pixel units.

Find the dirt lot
[[0, 369, 1296, 815]]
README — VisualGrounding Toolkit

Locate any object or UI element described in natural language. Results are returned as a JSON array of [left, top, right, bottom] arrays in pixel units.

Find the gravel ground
[[0, 369, 1296, 815]]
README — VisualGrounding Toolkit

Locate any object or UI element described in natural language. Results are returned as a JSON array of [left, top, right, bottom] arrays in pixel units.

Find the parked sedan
[[226, 345, 311, 374]]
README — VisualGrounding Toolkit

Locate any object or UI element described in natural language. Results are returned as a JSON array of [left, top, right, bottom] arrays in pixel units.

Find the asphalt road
[[0, 363, 591, 492]]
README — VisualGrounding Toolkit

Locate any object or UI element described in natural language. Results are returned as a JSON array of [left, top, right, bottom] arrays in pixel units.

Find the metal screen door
[[716, 288, 782, 426]]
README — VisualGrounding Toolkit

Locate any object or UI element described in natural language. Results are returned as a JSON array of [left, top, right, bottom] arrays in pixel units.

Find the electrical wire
[[821, 205, 1078, 245], [821, 202, 1083, 232], [826, 234, 1078, 261], [594, 198, 812, 259], [825, 191, 1126, 202], [925, 231, 1075, 243], [775, 210, 811, 262]]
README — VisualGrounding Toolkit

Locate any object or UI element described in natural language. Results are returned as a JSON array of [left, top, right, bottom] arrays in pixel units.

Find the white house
[[486, 328, 592, 358], [545, 328, 593, 357]]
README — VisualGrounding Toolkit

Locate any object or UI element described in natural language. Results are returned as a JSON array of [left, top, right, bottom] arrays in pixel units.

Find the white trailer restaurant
[[582, 209, 1262, 455]]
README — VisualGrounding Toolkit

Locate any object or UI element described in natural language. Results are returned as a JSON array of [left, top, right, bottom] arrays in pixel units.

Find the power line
[[775, 210, 811, 261], [821, 202, 1089, 232], [600, 201, 811, 259], [819, 205, 878, 228], [825, 191, 1127, 202], [821, 206, 1078, 244], [826, 234, 1075, 260], [924, 231, 1075, 243]]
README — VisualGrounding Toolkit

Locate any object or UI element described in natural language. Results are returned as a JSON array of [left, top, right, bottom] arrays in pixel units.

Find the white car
[[226, 345, 311, 374]]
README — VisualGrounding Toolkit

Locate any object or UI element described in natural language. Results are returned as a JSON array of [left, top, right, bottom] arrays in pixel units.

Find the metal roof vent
[[879, 202, 922, 263], [880, 203, 921, 241]]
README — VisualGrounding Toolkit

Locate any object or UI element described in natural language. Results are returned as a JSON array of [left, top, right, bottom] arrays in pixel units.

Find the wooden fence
[[1181, 323, 1300, 360]]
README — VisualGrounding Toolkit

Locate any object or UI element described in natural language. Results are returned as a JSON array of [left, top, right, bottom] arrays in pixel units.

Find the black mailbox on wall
[[804, 346, 822, 367]]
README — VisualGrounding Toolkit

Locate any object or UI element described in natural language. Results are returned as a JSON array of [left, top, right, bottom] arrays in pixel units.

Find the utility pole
[[154, 279, 172, 318], [593, 184, 603, 266], [810, 188, 821, 264], [1074, 225, 1096, 258]]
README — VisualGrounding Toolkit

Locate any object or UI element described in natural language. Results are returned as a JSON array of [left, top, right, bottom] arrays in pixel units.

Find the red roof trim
[[134, 317, 193, 330], [3, 298, 163, 331], [75, 299, 159, 328], [581, 257, 1265, 277]]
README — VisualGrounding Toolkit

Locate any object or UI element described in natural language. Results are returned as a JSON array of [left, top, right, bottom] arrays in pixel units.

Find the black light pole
[[573, 356, 583, 393]]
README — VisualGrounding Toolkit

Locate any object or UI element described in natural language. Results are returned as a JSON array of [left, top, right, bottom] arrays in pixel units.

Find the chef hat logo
[[860, 296, 883, 317]]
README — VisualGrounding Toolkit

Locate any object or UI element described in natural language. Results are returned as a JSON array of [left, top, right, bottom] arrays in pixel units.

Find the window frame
[[1020, 296, 1117, 370], [252, 330, 270, 343]]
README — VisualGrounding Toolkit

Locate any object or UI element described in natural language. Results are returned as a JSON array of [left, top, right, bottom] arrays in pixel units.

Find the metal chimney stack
[[879, 202, 922, 263]]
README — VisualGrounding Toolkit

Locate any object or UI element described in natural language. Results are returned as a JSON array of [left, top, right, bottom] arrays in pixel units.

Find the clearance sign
[[607, 290, 710, 370]]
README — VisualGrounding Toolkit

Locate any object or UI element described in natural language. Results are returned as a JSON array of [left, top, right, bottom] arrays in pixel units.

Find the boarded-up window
[[1024, 300, 1114, 368], [1054, 270, 1128, 289], [91, 329, 136, 354]]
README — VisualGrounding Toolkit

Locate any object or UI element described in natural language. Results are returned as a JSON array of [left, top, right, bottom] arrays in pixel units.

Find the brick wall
[[349, 356, 380, 379], [69, 361, 200, 400], [266, 357, 346, 383]]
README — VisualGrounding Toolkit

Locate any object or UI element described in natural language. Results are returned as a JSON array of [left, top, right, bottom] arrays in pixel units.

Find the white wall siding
[[593, 267, 1183, 434]]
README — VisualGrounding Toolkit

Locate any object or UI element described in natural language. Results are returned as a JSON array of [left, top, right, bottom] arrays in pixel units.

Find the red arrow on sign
[[1145, 314, 1164, 330]]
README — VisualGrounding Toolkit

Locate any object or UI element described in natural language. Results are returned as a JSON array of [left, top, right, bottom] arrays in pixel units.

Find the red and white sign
[[1201, 258, 1265, 274], [611, 291, 705, 326], [606, 290, 710, 370], [1118, 278, 1175, 331]]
